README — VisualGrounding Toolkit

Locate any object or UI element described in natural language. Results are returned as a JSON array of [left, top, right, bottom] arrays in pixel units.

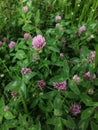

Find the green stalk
[[79, 0, 91, 24], [1, 59, 10, 76], [87, 1, 98, 24], [21, 93, 28, 114]]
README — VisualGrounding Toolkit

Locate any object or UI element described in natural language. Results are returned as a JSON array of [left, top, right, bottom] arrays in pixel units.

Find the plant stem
[[1, 60, 10, 75], [21, 94, 28, 114]]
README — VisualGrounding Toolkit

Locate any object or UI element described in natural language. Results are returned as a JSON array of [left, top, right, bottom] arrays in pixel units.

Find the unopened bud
[[4, 106, 10, 111], [88, 88, 94, 95]]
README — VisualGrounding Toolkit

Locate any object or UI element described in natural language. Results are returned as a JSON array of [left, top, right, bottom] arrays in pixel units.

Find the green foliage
[[0, 0, 98, 129]]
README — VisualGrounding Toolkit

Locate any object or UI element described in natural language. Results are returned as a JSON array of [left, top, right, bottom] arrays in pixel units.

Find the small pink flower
[[55, 23, 63, 30], [84, 72, 96, 80], [84, 72, 90, 79], [78, 25, 86, 36], [61, 38, 66, 46], [11, 91, 18, 98], [60, 53, 64, 57], [55, 23, 60, 27], [90, 51, 96, 60], [4, 106, 10, 112], [53, 81, 67, 91], [55, 15, 61, 21], [32, 35, 46, 50], [37, 80, 46, 89], [21, 68, 32, 75], [73, 74, 80, 84], [70, 104, 81, 116], [86, 51, 96, 63], [23, 6, 28, 13], [3, 37, 9, 42], [24, 33, 29, 40], [93, 74, 96, 79], [0, 41, 2, 47], [8, 41, 16, 48]]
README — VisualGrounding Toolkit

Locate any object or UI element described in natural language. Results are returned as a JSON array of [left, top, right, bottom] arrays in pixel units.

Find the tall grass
[[50, 0, 98, 24], [0, 0, 98, 35]]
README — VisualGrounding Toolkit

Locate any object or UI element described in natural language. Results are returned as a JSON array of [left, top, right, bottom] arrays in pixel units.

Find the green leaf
[[4, 111, 15, 120], [36, 28, 42, 35], [0, 98, 5, 123], [54, 109, 62, 116], [94, 112, 98, 122], [54, 117, 63, 130], [22, 23, 33, 31], [69, 80, 80, 95], [46, 117, 57, 125], [39, 100, 53, 113], [62, 60, 69, 78], [95, 44, 98, 71], [35, 10, 40, 26], [31, 98, 39, 108], [93, 78, 98, 85], [19, 114, 27, 126], [28, 126, 36, 130], [62, 118, 74, 129], [91, 121, 98, 130], [36, 121, 41, 130], [67, 116, 76, 128], [80, 93, 94, 106], [5, 80, 21, 92], [50, 75, 64, 83], [78, 119, 89, 130], [48, 46, 60, 52], [26, 12, 32, 20], [20, 82, 27, 98], [18, 18, 24, 25], [51, 53, 57, 63], [54, 61, 64, 67], [80, 46, 90, 58], [23, 72, 37, 83], [15, 50, 26, 60], [43, 90, 57, 99], [81, 107, 94, 120], [2, 120, 17, 128], [66, 91, 78, 99], [54, 94, 62, 110], [1, 123, 9, 130], [47, 117, 63, 130]]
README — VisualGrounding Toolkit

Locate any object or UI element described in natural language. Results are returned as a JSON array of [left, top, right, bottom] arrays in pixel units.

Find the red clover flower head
[[24, 33, 29, 40], [78, 25, 86, 36], [21, 68, 32, 75], [37, 80, 46, 89], [73, 74, 80, 84], [70, 104, 81, 116], [0, 41, 2, 47], [11, 91, 18, 98], [23, 6, 28, 13], [84, 71, 96, 80], [84, 72, 90, 79], [60, 53, 64, 57], [53, 81, 67, 91], [90, 51, 96, 60], [8, 41, 16, 49], [32, 35, 46, 50], [55, 23, 60, 27], [55, 15, 61, 21], [3, 37, 9, 42], [61, 38, 66, 46]]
